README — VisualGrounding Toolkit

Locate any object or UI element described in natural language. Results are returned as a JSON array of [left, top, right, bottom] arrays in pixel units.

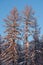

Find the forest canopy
[[0, 6, 43, 65]]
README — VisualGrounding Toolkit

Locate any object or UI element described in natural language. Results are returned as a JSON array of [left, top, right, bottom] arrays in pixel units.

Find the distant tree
[[22, 6, 35, 65], [0, 35, 2, 65], [32, 20, 40, 65], [33, 20, 40, 42], [2, 8, 22, 65], [0, 35, 4, 65]]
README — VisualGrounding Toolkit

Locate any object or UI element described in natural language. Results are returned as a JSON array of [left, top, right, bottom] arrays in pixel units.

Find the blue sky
[[0, 0, 43, 36]]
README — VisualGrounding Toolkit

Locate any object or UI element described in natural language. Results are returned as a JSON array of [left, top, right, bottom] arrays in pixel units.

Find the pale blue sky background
[[0, 0, 43, 36]]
